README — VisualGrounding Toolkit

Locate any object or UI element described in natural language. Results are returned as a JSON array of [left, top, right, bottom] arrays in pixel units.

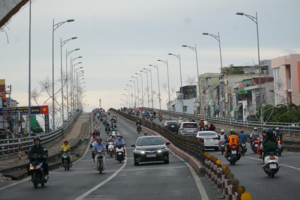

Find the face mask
[[118, 137, 121, 140]]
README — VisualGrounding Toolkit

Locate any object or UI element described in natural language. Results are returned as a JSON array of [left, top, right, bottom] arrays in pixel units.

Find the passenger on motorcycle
[[159, 112, 162, 117], [274, 127, 283, 141], [208, 123, 216, 131], [261, 129, 280, 167], [60, 139, 72, 166], [250, 127, 260, 146], [218, 129, 227, 146], [27, 137, 49, 181], [105, 121, 110, 131], [145, 111, 150, 117], [199, 119, 204, 130], [190, 118, 195, 122], [257, 129, 267, 158], [92, 137, 107, 170], [238, 130, 247, 143], [114, 135, 126, 158], [136, 120, 142, 132], [225, 129, 242, 158], [153, 111, 156, 117]]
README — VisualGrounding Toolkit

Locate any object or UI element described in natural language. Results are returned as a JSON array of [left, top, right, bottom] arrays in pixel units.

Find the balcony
[[288, 79, 291, 89]]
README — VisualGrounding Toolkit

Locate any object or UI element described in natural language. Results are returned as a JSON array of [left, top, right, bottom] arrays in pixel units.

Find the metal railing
[[112, 108, 205, 165], [0, 110, 82, 154], [138, 107, 300, 134]]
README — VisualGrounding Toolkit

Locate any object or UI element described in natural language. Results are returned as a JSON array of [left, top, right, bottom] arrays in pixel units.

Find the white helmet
[[254, 127, 258, 130], [275, 127, 279, 130], [221, 129, 225, 133]]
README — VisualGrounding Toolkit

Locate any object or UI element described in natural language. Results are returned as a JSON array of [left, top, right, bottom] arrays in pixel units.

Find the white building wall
[[168, 99, 194, 114]]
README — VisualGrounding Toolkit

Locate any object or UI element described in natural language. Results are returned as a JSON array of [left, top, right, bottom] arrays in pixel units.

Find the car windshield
[[197, 132, 217, 137], [137, 137, 164, 146], [183, 123, 197, 128]]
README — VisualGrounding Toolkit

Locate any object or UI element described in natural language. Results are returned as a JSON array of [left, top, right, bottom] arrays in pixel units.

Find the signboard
[[45, 114, 50, 133], [0, 105, 48, 116]]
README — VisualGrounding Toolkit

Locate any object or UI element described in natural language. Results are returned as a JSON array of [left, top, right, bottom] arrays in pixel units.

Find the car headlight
[[157, 150, 162, 153], [140, 151, 145, 154]]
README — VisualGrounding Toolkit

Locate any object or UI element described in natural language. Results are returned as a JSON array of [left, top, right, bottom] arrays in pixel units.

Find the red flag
[[41, 105, 49, 114]]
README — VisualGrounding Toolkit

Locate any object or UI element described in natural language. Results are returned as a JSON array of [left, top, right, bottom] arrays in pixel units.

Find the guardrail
[[111, 108, 205, 165], [0, 110, 82, 154], [138, 107, 300, 134]]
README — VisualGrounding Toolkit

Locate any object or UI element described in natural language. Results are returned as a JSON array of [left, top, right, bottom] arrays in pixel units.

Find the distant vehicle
[[131, 136, 170, 165], [163, 121, 180, 133], [178, 122, 198, 137], [196, 131, 219, 151]]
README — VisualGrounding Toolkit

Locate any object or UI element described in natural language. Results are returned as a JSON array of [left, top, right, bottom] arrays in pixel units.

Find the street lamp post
[[168, 53, 184, 115], [124, 89, 130, 107], [131, 76, 139, 107], [130, 80, 136, 107], [202, 32, 226, 118], [182, 44, 202, 115], [157, 59, 170, 107], [135, 73, 144, 107], [28, 0, 32, 137], [236, 12, 263, 123], [66, 50, 80, 120], [52, 18, 74, 130], [122, 93, 128, 107], [60, 37, 77, 125], [143, 68, 153, 108], [71, 62, 82, 112], [141, 70, 149, 108], [127, 84, 133, 108], [150, 64, 161, 111]]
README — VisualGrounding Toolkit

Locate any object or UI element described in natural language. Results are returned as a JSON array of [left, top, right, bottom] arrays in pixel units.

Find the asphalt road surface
[[0, 113, 203, 200], [137, 112, 300, 200]]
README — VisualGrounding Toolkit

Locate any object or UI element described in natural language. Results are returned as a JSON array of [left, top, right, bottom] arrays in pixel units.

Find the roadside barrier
[[205, 152, 252, 200]]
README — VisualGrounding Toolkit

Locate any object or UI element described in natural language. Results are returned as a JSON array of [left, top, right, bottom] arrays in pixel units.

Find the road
[[0, 112, 203, 200], [138, 112, 300, 200]]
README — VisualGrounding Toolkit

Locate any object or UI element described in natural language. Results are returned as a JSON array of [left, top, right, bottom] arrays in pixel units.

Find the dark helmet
[[262, 128, 268, 133], [266, 129, 274, 137], [96, 137, 102, 141], [33, 136, 41, 142]]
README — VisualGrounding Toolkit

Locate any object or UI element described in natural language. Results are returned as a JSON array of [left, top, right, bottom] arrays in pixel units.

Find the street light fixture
[[124, 89, 130, 107], [149, 64, 161, 110], [182, 44, 201, 115], [236, 11, 263, 123], [202, 32, 226, 117], [135, 73, 144, 107], [141, 70, 149, 108], [143, 68, 153, 108], [157, 59, 170, 105], [130, 80, 137, 108], [168, 53, 184, 115], [132, 76, 140, 107]]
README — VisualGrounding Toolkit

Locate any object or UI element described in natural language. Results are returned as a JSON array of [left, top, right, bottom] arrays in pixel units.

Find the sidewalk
[[0, 113, 90, 175]]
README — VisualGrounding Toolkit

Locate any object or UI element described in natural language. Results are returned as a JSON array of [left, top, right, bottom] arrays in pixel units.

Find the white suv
[[178, 122, 198, 137]]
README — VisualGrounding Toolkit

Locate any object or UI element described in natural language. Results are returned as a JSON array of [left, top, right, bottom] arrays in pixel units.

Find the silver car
[[178, 122, 198, 137]]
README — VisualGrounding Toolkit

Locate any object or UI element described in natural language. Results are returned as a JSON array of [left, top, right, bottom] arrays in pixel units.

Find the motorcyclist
[[208, 123, 216, 131], [92, 137, 107, 170], [106, 135, 115, 151], [190, 118, 195, 122], [274, 127, 283, 141], [218, 129, 227, 146], [159, 112, 162, 117], [178, 117, 183, 124], [238, 130, 247, 145], [105, 121, 110, 132], [111, 124, 117, 132], [150, 112, 154, 118], [114, 135, 126, 158], [257, 129, 267, 158], [225, 129, 242, 158], [144, 132, 148, 136], [261, 129, 280, 167], [250, 127, 260, 146], [60, 139, 72, 166], [204, 119, 208, 130], [136, 120, 142, 132], [199, 119, 204, 131], [27, 136, 49, 181]]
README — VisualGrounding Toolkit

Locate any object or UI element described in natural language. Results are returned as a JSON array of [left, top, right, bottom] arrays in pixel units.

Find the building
[[271, 54, 300, 106]]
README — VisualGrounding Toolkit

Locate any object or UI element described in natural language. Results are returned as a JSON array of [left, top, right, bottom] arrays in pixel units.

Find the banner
[[0, 105, 49, 116], [45, 114, 50, 133]]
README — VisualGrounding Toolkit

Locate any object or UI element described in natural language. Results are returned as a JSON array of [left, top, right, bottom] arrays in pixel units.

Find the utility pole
[[99, 99, 101, 108]]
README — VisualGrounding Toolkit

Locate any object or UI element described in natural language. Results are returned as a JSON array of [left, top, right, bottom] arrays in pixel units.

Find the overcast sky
[[1, 0, 300, 116]]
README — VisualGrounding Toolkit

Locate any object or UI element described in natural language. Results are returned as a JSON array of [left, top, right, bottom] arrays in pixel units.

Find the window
[[183, 123, 197, 128], [183, 106, 187, 112], [273, 68, 281, 91]]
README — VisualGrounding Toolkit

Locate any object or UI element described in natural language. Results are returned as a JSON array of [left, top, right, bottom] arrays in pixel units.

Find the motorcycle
[[96, 150, 104, 174], [252, 139, 259, 153], [159, 116, 162, 122], [262, 152, 280, 178], [107, 142, 114, 157], [116, 145, 124, 163], [137, 124, 141, 134], [108, 112, 110, 115], [219, 141, 226, 154], [239, 142, 247, 156], [153, 115, 156, 119], [61, 149, 71, 171], [226, 144, 240, 165], [150, 117, 153, 121], [142, 115, 146, 120], [204, 125, 208, 131], [90, 139, 95, 149], [27, 153, 48, 188], [146, 115, 149, 119], [276, 140, 283, 156]]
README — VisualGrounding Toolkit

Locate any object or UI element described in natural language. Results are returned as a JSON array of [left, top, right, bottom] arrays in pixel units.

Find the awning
[[234, 104, 242, 111]]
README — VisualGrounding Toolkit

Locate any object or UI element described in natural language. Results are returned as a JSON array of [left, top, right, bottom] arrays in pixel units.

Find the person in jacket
[[261, 129, 279, 166], [257, 129, 267, 158], [250, 127, 260, 146], [218, 129, 228, 146], [238, 130, 247, 143], [199, 119, 204, 131], [225, 129, 242, 157], [208, 123, 216, 131], [136, 120, 142, 132], [60, 139, 72, 166], [274, 127, 283, 141], [27, 137, 49, 181]]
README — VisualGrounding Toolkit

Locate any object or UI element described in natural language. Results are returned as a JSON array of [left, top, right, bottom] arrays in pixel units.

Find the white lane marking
[[245, 156, 300, 171], [75, 149, 127, 200], [170, 150, 209, 200]]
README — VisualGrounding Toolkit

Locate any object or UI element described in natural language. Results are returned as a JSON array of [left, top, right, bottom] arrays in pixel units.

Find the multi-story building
[[271, 54, 300, 106]]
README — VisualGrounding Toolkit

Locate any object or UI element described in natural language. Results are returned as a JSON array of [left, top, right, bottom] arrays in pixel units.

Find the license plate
[[171, 125, 174, 127], [255, 144, 258, 147], [146, 154, 156, 158], [187, 130, 194, 132], [118, 153, 122, 155], [242, 144, 246, 146], [269, 164, 277, 169], [231, 150, 237, 154]]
